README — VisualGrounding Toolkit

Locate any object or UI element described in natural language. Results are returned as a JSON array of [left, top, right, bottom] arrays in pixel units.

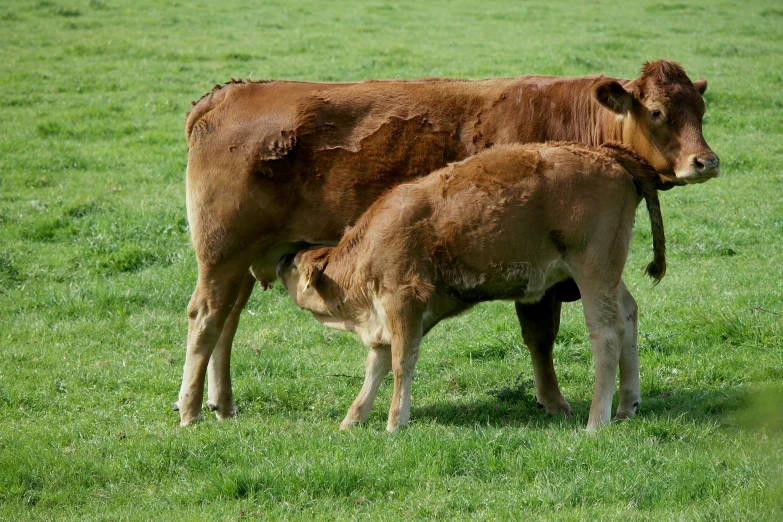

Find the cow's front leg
[[515, 288, 572, 417], [386, 307, 423, 433], [340, 346, 392, 430], [205, 271, 256, 420], [615, 280, 641, 419]]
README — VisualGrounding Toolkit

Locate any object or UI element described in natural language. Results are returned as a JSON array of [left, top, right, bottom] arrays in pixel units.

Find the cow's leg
[[615, 280, 641, 419], [205, 271, 256, 420], [340, 346, 392, 430], [176, 259, 253, 426], [515, 290, 572, 416], [386, 307, 423, 433], [576, 279, 624, 432]]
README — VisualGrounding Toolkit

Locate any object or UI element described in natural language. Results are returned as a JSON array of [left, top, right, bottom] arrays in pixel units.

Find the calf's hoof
[[339, 418, 359, 431], [386, 420, 410, 433], [175, 400, 205, 427], [179, 413, 204, 427], [207, 400, 238, 420], [615, 400, 641, 420]]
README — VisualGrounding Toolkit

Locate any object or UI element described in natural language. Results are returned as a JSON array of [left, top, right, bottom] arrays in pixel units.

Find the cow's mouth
[[676, 167, 720, 184]]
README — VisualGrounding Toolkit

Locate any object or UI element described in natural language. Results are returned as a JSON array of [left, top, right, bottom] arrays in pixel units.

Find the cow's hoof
[[536, 396, 573, 418]]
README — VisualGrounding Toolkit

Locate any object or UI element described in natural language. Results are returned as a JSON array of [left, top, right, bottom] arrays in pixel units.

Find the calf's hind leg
[[386, 307, 424, 433], [515, 288, 572, 416]]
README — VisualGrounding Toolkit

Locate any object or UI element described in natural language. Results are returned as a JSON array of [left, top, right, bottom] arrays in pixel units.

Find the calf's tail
[[642, 186, 666, 284]]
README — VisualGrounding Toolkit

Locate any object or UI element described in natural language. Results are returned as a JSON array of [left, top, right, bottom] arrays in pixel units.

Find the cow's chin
[[675, 167, 720, 184]]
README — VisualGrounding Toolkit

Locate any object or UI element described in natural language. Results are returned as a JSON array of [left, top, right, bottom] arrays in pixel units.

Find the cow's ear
[[693, 78, 707, 95], [594, 79, 633, 114]]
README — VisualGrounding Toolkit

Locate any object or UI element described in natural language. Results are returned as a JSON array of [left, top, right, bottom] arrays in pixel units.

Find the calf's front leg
[[340, 346, 392, 429], [578, 283, 624, 432], [615, 280, 641, 419]]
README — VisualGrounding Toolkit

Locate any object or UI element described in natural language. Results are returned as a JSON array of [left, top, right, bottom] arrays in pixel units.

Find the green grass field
[[2, 0, 782, 519]]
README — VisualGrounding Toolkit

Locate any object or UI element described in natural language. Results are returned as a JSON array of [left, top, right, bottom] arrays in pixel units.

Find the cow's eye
[[651, 110, 663, 120]]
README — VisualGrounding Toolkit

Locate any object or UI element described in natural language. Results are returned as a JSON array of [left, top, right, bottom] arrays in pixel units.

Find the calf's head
[[594, 60, 719, 184], [277, 247, 350, 329]]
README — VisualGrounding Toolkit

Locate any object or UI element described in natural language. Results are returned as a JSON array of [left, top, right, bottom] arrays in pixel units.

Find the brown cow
[[177, 61, 718, 426], [277, 142, 669, 432]]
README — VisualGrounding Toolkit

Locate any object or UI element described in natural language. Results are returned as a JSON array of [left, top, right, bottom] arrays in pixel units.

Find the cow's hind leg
[[205, 271, 256, 420], [176, 259, 253, 426], [340, 346, 392, 430], [615, 280, 641, 419], [515, 289, 572, 417]]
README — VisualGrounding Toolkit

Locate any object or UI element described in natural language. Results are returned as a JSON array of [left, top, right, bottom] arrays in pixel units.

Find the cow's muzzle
[[677, 152, 720, 183]]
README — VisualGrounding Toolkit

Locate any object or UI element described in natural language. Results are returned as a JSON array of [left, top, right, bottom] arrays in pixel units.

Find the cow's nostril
[[693, 157, 706, 172]]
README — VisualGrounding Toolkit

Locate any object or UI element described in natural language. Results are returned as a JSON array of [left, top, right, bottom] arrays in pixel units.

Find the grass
[[1, 0, 782, 519]]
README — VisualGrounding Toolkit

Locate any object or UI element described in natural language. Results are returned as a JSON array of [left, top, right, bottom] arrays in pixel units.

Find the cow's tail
[[642, 186, 666, 284]]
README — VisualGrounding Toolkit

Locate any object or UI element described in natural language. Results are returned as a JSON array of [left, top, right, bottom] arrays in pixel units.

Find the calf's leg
[[577, 280, 625, 432], [386, 308, 423, 432], [615, 280, 641, 419], [205, 271, 256, 420], [515, 289, 572, 416], [340, 346, 392, 429]]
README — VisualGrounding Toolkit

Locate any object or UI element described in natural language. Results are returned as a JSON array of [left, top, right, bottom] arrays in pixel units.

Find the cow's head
[[594, 60, 719, 184], [277, 247, 353, 330]]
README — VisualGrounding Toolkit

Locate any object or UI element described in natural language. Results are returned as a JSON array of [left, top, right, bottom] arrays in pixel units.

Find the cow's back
[[186, 78, 516, 242], [184, 75, 608, 272]]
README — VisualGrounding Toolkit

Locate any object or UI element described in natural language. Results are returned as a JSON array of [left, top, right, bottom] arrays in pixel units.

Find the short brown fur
[[176, 61, 719, 426], [277, 142, 668, 432]]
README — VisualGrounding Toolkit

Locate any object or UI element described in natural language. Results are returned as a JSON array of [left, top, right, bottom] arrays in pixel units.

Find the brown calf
[[277, 142, 669, 432], [178, 61, 717, 426]]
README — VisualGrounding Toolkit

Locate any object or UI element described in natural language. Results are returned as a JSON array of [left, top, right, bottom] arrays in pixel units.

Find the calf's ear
[[301, 263, 321, 291], [593, 79, 633, 114], [693, 78, 707, 95], [300, 253, 329, 291]]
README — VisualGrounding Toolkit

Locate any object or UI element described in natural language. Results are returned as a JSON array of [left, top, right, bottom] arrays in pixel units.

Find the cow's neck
[[491, 76, 628, 148], [542, 80, 627, 147]]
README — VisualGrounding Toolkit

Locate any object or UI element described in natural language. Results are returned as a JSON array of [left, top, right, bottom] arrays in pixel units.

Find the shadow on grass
[[410, 382, 767, 429]]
